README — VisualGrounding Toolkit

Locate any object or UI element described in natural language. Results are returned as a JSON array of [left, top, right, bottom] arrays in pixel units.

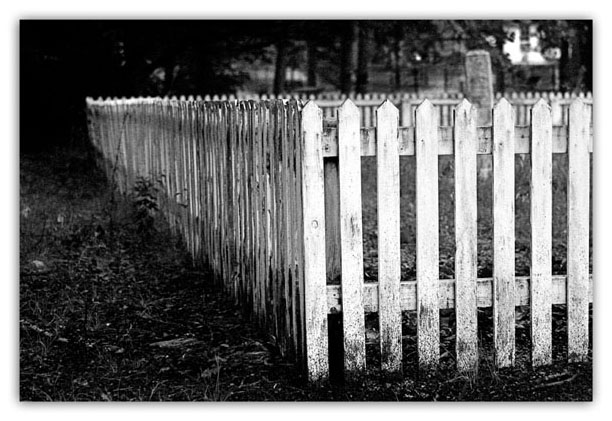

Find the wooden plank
[[326, 275, 594, 313], [257, 104, 266, 325], [262, 102, 273, 330], [250, 101, 262, 319], [375, 100, 402, 374], [320, 125, 594, 157], [337, 100, 367, 376], [492, 98, 516, 368], [301, 101, 329, 382], [415, 99, 440, 370], [453, 99, 478, 373], [567, 98, 590, 362], [293, 99, 307, 366], [285, 103, 299, 360], [530, 99, 553, 367], [324, 159, 342, 283]]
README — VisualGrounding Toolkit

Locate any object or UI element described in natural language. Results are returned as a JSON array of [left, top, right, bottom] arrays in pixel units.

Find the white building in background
[[501, 22, 560, 91], [503, 22, 559, 65]]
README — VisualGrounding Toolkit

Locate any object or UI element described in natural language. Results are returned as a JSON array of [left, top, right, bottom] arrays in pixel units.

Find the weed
[[131, 176, 159, 235]]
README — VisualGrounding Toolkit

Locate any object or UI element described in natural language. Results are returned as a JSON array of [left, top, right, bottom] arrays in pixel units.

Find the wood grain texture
[[492, 98, 516, 368], [376, 100, 402, 374], [301, 101, 330, 381], [338, 100, 367, 376], [453, 99, 479, 373], [567, 99, 590, 363], [415, 100, 440, 370], [530, 99, 553, 367]]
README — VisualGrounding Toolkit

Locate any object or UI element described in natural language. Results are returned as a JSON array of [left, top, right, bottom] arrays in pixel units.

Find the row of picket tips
[[85, 93, 458, 104], [494, 91, 593, 100], [86, 94, 593, 109]]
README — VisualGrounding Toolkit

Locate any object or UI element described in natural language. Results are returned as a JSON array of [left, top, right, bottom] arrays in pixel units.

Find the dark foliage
[[21, 20, 591, 153]]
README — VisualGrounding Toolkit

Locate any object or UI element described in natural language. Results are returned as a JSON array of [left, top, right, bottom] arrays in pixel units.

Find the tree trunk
[[307, 39, 317, 87], [393, 33, 402, 91], [559, 37, 569, 92], [355, 22, 372, 94], [274, 38, 288, 95], [340, 21, 357, 94]]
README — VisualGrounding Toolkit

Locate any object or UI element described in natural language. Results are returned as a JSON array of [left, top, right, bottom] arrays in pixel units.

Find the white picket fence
[[86, 95, 593, 383]]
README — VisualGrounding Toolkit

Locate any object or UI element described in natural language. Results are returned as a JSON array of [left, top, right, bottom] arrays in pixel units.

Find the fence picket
[[530, 99, 553, 366], [301, 102, 329, 381], [415, 99, 440, 370], [567, 99, 590, 362], [376, 100, 402, 374], [338, 100, 367, 376], [492, 98, 516, 368], [453, 99, 478, 373]]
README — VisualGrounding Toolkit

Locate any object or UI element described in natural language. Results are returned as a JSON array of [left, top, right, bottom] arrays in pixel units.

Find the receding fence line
[[86, 95, 593, 384]]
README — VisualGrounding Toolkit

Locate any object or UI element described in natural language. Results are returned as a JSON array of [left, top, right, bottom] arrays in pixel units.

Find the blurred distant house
[[502, 22, 560, 91]]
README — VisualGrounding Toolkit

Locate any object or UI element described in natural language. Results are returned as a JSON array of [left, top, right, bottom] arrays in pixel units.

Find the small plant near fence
[[86, 93, 593, 384], [131, 176, 160, 235]]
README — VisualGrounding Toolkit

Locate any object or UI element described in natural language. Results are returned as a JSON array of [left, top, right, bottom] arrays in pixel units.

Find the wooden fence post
[[454, 99, 479, 373], [415, 99, 440, 371], [376, 100, 402, 374], [567, 98, 590, 362], [530, 99, 553, 367], [492, 98, 516, 368], [301, 101, 329, 382], [338, 100, 367, 377]]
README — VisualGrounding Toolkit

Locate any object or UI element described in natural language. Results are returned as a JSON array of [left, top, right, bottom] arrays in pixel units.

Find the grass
[[19, 143, 592, 401]]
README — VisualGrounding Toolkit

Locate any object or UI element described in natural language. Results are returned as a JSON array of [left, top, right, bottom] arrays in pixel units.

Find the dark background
[[20, 20, 592, 153]]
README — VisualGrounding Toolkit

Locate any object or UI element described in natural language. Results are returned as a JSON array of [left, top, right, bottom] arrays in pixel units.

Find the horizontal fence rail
[[86, 95, 593, 383]]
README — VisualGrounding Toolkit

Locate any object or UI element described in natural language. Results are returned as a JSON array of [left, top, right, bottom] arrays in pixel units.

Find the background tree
[[536, 20, 592, 92]]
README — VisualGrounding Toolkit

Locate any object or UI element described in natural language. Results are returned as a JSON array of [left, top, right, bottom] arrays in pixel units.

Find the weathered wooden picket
[[86, 95, 593, 383]]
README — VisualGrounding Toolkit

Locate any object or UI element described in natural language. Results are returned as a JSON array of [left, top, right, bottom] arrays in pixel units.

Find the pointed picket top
[[416, 98, 434, 113], [339, 98, 360, 118], [376, 99, 399, 117], [456, 98, 474, 113], [455, 98, 476, 123], [302, 100, 322, 123], [495, 97, 514, 111], [532, 98, 552, 114]]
